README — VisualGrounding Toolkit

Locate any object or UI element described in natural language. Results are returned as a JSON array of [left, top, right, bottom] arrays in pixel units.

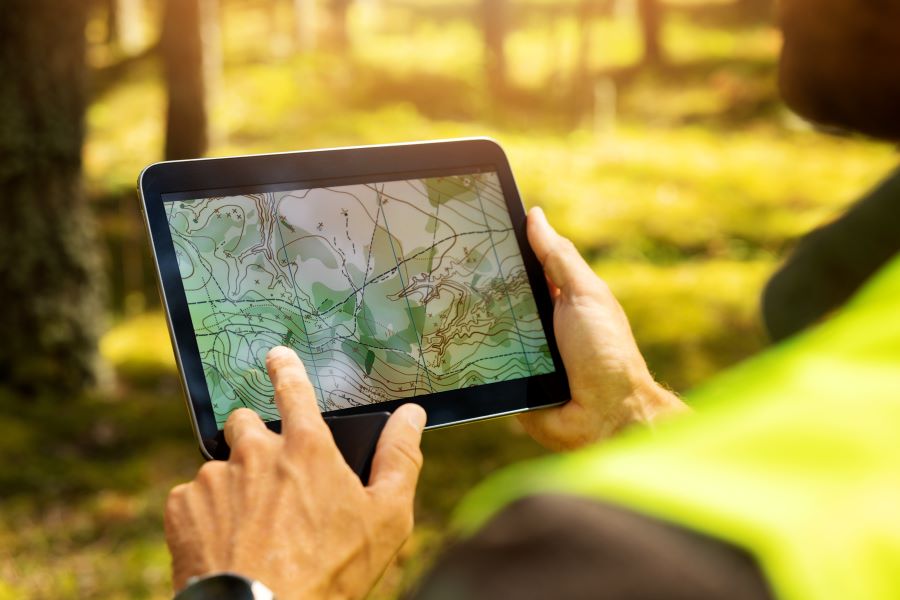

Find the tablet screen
[[164, 170, 555, 426]]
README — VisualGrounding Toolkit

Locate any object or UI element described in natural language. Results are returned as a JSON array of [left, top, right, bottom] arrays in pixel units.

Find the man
[[165, 206, 693, 598], [163, 0, 900, 598]]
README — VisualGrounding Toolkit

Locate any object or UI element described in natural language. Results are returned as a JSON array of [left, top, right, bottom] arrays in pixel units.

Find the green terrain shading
[[167, 172, 553, 424]]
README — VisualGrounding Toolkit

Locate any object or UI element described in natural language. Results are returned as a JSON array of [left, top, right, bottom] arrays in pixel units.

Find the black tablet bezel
[[138, 138, 569, 460]]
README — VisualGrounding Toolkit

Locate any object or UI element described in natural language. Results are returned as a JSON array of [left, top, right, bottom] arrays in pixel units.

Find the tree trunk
[[574, 1, 594, 88], [161, 0, 208, 160], [481, 0, 507, 94], [326, 0, 352, 53], [637, 0, 664, 66], [575, 1, 592, 76], [0, 0, 106, 397], [568, 0, 596, 120], [201, 0, 223, 147], [104, 0, 120, 46]]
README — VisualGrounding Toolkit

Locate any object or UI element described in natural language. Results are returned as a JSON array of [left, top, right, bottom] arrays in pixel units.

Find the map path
[[167, 172, 554, 425]]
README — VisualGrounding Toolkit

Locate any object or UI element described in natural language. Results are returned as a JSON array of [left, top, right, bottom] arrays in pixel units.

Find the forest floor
[[2, 2, 897, 598]]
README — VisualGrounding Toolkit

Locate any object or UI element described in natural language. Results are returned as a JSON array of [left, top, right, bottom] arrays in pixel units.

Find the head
[[778, 0, 900, 140]]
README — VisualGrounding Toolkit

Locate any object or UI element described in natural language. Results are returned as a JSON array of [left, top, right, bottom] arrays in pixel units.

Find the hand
[[164, 346, 427, 600], [518, 207, 688, 451]]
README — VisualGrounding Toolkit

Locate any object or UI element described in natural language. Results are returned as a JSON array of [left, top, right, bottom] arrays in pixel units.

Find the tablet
[[138, 138, 568, 459]]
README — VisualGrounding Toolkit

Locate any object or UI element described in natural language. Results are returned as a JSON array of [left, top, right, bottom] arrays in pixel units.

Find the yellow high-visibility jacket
[[455, 254, 900, 600]]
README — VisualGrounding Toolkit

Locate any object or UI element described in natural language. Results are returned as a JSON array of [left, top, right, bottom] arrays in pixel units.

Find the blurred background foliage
[[1, 0, 896, 597]]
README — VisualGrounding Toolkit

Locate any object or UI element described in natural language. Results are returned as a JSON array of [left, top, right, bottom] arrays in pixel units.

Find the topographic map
[[167, 171, 554, 426]]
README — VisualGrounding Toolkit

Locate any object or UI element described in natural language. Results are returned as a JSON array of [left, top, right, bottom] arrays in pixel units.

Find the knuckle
[[227, 407, 257, 427], [195, 460, 225, 486], [288, 418, 329, 445], [164, 484, 192, 532], [169, 481, 189, 498], [282, 422, 336, 465], [391, 439, 424, 472], [166, 483, 189, 512], [546, 234, 577, 259], [230, 430, 272, 463], [545, 243, 571, 270], [274, 377, 310, 398], [274, 453, 304, 481], [543, 243, 560, 262]]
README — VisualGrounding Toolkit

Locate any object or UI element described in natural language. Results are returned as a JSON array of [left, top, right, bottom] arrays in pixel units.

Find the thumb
[[367, 404, 426, 501], [526, 206, 594, 294]]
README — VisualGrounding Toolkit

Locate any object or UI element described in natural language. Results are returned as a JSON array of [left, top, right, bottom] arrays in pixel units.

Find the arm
[[519, 207, 688, 451], [407, 495, 773, 600], [763, 169, 900, 342], [164, 346, 426, 600]]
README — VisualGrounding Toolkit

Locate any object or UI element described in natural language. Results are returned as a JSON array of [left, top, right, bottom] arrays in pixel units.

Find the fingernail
[[405, 405, 427, 432], [268, 346, 294, 361]]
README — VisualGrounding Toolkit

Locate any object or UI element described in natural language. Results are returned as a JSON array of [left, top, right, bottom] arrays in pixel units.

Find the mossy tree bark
[[0, 0, 106, 397]]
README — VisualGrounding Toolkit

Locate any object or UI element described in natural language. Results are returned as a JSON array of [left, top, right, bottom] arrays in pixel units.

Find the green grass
[[6, 1, 898, 598], [0, 390, 197, 599]]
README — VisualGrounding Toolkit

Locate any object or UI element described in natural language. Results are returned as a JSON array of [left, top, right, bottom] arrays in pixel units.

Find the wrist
[[174, 573, 275, 600], [625, 375, 689, 428]]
